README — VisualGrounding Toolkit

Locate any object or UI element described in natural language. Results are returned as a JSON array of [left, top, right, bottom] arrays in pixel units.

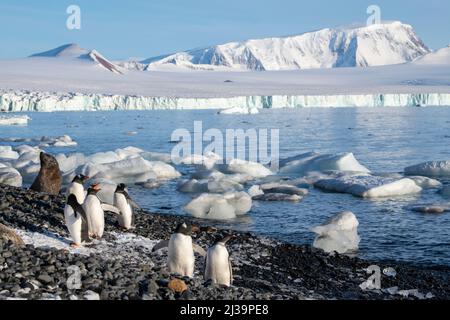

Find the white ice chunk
[[218, 106, 259, 115], [39, 135, 77, 147], [177, 179, 208, 193], [79, 156, 179, 184], [248, 185, 264, 197], [0, 146, 19, 160], [408, 176, 442, 189], [311, 211, 360, 254], [0, 115, 30, 126], [220, 158, 272, 179], [0, 166, 22, 187], [315, 175, 422, 198], [405, 161, 450, 177], [279, 152, 370, 176], [184, 192, 252, 220]]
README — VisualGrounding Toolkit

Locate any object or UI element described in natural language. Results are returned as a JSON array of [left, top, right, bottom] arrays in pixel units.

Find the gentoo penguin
[[152, 223, 206, 277], [82, 184, 106, 239], [204, 234, 235, 287], [113, 183, 140, 230], [64, 194, 90, 247], [66, 174, 89, 203]]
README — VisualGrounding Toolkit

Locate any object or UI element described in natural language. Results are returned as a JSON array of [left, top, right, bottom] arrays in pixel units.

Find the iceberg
[[315, 175, 422, 198], [184, 192, 252, 220], [0, 166, 23, 187], [405, 161, 450, 177], [0, 146, 19, 160], [279, 152, 370, 176], [311, 211, 360, 254], [218, 106, 259, 115], [218, 158, 273, 179], [0, 115, 30, 125]]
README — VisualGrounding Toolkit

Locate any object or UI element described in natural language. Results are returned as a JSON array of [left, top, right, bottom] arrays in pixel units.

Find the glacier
[[1, 90, 450, 112]]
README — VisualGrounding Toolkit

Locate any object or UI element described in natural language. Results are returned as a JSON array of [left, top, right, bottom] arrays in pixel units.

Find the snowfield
[[0, 22, 449, 111]]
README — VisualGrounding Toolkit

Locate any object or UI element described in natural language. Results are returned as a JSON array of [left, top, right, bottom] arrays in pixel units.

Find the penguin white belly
[[83, 195, 105, 238], [67, 183, 86, 203], [64, 205, 82, 245], [205, 245, 231, 286], [168, 234, 195, 277], [114, 193, 132, 229]]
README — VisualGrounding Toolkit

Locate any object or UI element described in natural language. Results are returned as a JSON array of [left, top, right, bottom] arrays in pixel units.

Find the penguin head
[[214, 234, 236, 246], [72, 174, 89, 184], [115, 183, 127, 193], [87, 183, 101, 194], [175, 223, 199, 236]]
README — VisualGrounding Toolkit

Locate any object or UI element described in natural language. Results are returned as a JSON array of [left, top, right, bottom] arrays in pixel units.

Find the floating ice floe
[[218, 106, 259, 115], [184, 192, 252, 220], [408, 176, 442, 189], [405, 161, 450, 177], [0, 144, 181, 188], [249, 182, 309, 202], [39, 135, 77, 147], [78, 157, 180, 184], [410, 205, 449, 214], [218, 158, 273, 179], [179, 152, 222, 170], [0, 146, 19, 160], [0, 166, 22, 187], [279, 152, 370, 176], [315, 174, 422, 198], [0, 115, 30, 126], [311, 211, 360, 254]]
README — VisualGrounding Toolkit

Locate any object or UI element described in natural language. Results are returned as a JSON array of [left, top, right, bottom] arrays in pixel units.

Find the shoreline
[[1, 183, 449, 300]]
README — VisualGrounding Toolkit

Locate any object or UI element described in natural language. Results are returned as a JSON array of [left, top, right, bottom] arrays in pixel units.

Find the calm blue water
[[1, 107, 450, 266]]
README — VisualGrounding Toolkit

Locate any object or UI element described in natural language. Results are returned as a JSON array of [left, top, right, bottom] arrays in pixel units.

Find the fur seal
[[30, 152, 62, 195]]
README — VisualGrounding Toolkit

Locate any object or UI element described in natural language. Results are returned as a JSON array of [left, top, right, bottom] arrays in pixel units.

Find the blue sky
[[0, 0, 449, 59]]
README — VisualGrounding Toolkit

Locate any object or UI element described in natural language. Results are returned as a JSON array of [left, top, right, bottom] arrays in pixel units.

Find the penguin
[[82, 184, 106, 239], [113, 183, 140, 230], [152, 223, 206, 277], [66, 174, 89, 203], [64, 194, 90, 247], [204, 234, 235, 287]]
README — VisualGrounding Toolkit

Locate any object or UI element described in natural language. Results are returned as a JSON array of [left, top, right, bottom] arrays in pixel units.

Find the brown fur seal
[[30, 152, 62, 195]]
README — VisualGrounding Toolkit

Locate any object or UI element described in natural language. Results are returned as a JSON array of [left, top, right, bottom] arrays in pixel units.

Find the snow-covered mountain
[[30, 44, 124, 74], [143, 22, 430, 71]]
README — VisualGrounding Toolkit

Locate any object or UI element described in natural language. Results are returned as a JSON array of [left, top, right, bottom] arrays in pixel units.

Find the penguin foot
[[70, 243, 81, 248]]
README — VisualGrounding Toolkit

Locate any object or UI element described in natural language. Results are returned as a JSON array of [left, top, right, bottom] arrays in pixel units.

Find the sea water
[[1, 107, 450, 265]]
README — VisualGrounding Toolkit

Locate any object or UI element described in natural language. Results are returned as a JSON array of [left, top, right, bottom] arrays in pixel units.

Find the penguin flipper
[[152, 240, 169, 252], [101, 203, 121, 215], [193, 244, 207, 257], [73, 203, 90, 243], [228, 258, 233, 285], [124, 191, 141, 209]]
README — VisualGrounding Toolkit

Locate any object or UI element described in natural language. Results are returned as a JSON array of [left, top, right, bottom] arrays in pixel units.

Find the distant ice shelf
[[1, 90, 450, 112]]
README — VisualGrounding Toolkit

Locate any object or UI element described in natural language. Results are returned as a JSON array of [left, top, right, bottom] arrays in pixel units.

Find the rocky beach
[[0, 183, 449, 300]]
